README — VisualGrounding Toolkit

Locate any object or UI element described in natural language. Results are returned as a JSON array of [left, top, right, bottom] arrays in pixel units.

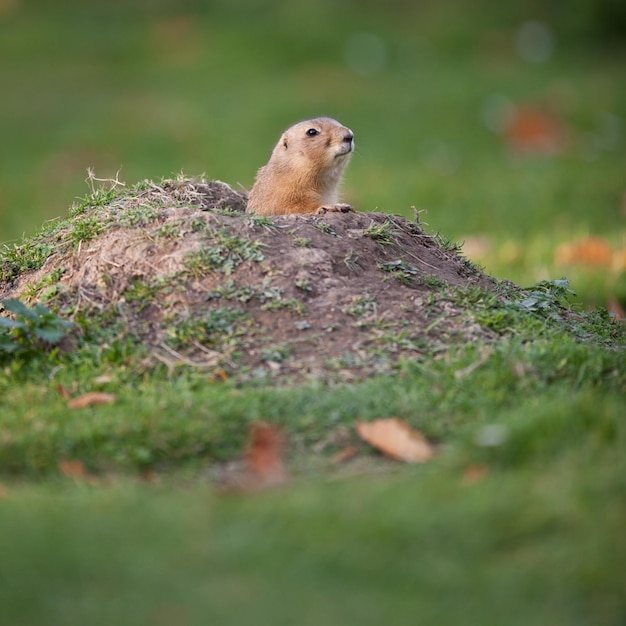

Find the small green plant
[[118, 205, 160, 228], [260, 343, 291, 363], [75, 170, 127, 212], [208, 279, 257, 303], [343, 249, 361, 272], [184, 228, 265, 276], [293, 237, 312, 248], [343, 293, 377, 318], [447, 285, 520, 333], [245, 214, 280, 232], [417, 274, 448, 289], [23, 268, 66, 300], [451, 280, 579, 334], [295, 278, 312, 292], [261, 298, 305, 314], [315, 223, 336, 236], [576, 306, 626, 346], [515, 279, 575, 319], [378, 260, 418, 285], [165, 307, 248, 350], [373, 329, 427, 354], [154, 221, 183, 239], [0, 299, 73, 356], [0, 239, 55, 283], [68, 215, 106, 247], [363, 220, 397, 246], [449, 285, 500, 308], [208, 278, 283, 304], [433, 232, 462, 253], [189, 216, 210, 233], [123, 277, 171, 311], [69, 187, 123, 217]]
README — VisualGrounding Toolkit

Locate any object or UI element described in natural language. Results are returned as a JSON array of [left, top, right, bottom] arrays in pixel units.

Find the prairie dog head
[[271, 117, 354, 185]]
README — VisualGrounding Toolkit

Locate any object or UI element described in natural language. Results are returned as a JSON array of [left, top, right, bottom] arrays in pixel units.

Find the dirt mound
[[1, 177, 499, 383]]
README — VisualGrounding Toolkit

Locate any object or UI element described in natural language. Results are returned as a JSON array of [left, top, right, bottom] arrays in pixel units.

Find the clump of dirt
[[1, 177, 502, 383]]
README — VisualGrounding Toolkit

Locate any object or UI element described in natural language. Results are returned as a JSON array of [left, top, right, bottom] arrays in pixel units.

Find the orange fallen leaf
[[68, 392, 116, 409], [211, 369, 229, 382], [58, 459, 86, 478], [55, 384, 71, 399], [58, 459, 100, 485], [141, 469, 157, 484], [555, 236, 614, 268], [355, 418, 436, 463], [462, 464, 489, 485], [503, 105, 566, 155], [244, 422, 287, 488], [332, 445, 358, 463]]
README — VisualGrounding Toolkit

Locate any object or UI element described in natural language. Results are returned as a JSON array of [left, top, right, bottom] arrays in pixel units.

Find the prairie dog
[[246, 117, 354, 216]]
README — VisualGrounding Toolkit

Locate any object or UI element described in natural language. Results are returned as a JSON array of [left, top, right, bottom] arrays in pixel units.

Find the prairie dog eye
[[306, 128, 319, 136]]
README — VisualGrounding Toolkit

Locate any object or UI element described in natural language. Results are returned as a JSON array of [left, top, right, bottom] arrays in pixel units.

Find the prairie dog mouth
[[335, 126, 354, 158], [335, 139, 354, 158]]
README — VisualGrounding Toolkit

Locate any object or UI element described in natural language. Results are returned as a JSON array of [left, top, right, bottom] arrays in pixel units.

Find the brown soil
[[1, 178, 501, 383]]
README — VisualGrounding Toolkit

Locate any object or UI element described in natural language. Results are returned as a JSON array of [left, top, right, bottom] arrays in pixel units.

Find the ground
[[1, 177, 511, 384]]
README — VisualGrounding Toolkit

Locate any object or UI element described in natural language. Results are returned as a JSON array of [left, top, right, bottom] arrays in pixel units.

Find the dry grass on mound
[[1, 177, 501, 383]]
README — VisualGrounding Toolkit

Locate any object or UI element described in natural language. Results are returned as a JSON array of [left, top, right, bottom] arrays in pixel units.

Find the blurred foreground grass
[[1, 310, 625, 624], [1, 388, 625, 626], [0, 0, 624, 306]]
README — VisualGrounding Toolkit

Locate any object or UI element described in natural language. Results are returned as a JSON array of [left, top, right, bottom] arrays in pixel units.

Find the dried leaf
[[58, 459, 86, 478], [141, 469, 157, 484], [55, 384, 70, 399], [462, 464, 489, 485], [503, 105, 566, 155], [68, 392, 116, 409], [332, 445, 358, 463], [210, 369, 229, 382], [555, 237, 613, 268], [356, 418, 436, 463], [244, 422, 287, 487], [58, 459, 100, 485]]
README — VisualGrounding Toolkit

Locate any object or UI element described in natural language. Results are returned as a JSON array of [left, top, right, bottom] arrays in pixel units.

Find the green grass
[[0, 384, 624, 625], [1, 292, 625, 624], [1, 305, 624, 471], [1, 2, 626, 623]]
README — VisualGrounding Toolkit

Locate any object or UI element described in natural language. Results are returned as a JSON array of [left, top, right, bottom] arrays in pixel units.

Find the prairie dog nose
[[343, 129, 355, 151]]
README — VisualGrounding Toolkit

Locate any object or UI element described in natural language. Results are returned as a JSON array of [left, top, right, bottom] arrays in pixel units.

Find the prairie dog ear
[[282, 134, 288, 149]]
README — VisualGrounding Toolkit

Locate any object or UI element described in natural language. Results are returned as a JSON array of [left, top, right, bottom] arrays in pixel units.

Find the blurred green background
[[1, 0, 624, 306]]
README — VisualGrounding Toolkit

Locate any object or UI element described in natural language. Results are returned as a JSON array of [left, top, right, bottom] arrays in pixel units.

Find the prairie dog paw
[[316, 203, 354, 215]]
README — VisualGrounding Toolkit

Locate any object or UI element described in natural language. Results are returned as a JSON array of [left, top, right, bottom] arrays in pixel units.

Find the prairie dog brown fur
[[246, 117, 354, 216]]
